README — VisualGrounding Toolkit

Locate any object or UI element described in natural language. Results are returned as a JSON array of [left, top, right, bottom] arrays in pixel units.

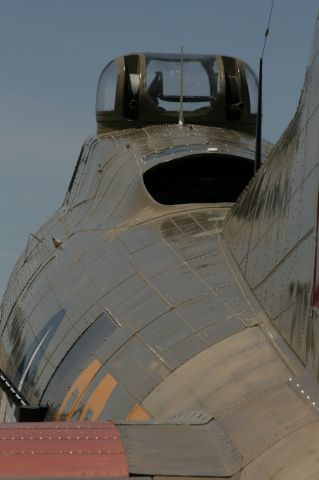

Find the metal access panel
[[119, 420, 241, 477]]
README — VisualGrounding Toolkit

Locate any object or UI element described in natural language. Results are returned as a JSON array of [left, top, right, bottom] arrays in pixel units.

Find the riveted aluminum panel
[[197, 315, 244, 345], [5, 301, 65, 400], [31, 200, 261, 418], [19, 291, 53, 331], [174, 293, 232, 330], [56, 236, 109, 278], [140, 312, 243, 373], [18, 294, 64, 349], [154, 210, 257, 327], [119, 225, 160, 254], [173, 215, 206, 235], [143, 371, 205, 417], [150, 263, 209, 306], [64, 367, 119, 422], [29, 361, 56, 406], [95, 325, 136, 364], [9, 284, 50, 338], [162, 220, 221, 260], [304, 109, 319, 180], [50, 264, 102, 325], [192, 208, 230, 228], [244, 170, 317, 290], [130, 240, 181, 278], [0, 421, 128, 478], [42, 312, 119, 418], [68, 230, 108, 259], [119, 420, 241, 477], [45, 324, 82, 368], [81, 243, 136, 296], [255, 234, 315, 362], [241, 419, 319, 480], [213, 283, 252, 320], [93, 152, 134, 201], [159, 218, 185, 242], [221, 381, 318, 466], [71, 302, 110, 338], [142, 324, 319, 471], [144, 328, 291, 419], [157, 333, 207, 371], [136, 124, 266, 173], [1, 309, 29, 373], [140, 310, 194, 353], [66, 201, 96, 230], [95, 383, 138, 422], [102, 274, 170, 331], [87, 177, 141, 232], [224, 13, 319, 377], [106, 336, 170, 401], [189, 254, 234, 292]]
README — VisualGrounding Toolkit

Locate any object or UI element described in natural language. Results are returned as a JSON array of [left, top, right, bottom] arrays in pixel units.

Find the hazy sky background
[[0, 0, 318, 297]]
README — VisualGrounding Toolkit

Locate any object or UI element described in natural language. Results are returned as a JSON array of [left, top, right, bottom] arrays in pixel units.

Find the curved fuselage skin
[[2, 120, 319, 479], [0, 124, 264, 419]]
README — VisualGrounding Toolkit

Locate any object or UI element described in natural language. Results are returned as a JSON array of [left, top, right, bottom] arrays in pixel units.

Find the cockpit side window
[[146, 55, 220, 112], [96, 61, 118, 112]]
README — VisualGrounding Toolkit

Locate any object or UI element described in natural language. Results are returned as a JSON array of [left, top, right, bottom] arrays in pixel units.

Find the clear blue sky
[[0, 0, 318, 297]]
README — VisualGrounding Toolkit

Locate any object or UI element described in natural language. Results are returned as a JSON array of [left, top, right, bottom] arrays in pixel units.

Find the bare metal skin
[[1, 16, 319, 480]]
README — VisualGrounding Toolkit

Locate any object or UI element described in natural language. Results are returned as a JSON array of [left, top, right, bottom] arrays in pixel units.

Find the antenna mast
[[255, 58, 263, 173], [255, 0, 275, 173], [178, 46, 184, 126]]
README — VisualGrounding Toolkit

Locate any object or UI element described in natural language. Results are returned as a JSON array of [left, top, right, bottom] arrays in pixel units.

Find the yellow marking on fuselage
[[127, 403, 151, 420], [55, 359, 101, 420], [79, 373, 117, 421]]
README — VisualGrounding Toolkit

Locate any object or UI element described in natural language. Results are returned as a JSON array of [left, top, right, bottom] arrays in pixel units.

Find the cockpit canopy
[[96, 53, 258, 135]]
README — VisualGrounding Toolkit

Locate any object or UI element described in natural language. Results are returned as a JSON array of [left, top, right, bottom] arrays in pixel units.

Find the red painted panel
[[0, 421, 129, 478]]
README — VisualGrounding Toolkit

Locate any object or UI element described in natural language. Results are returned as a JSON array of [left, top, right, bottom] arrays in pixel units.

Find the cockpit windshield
[[96, 52, 258, 136], [145, 54, 220, 112]]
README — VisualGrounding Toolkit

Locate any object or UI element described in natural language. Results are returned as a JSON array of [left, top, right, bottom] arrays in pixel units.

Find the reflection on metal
[[225, 10, 319, 380], [56, 359, 101, 421], [1, 13, 319, 478], [16, 308, 65, 394], [79, 373, 117, 421], [43, 310, 118, 419], [18, 328, 51, 390]]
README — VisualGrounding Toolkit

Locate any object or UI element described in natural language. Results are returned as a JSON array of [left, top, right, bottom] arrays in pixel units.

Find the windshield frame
[[144, 53, 221, 113]]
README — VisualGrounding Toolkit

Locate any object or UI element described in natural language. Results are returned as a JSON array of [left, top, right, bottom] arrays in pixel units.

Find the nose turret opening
[[143, 154, 254, 205]]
